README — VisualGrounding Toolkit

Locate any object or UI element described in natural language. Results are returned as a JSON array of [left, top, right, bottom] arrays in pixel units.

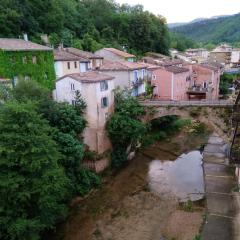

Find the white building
[[54, 49, 90, 78], [95, 48, 136, 62], [54, 71, 115, 153], [231, 49, 240, 67], [66, 47, 104, 69], [98, 60, 148, 96]]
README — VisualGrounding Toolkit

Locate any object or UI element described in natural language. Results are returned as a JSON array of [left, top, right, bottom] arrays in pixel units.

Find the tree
[[0, 101, 69, 240], [106, 89, 147, 167]]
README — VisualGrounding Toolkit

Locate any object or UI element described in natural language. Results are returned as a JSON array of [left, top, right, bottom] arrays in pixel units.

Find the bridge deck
[[140, 100, 233, 107]]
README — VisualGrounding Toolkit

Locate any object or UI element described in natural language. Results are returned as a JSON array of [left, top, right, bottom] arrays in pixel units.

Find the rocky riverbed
[[51, 125, 211, 240]]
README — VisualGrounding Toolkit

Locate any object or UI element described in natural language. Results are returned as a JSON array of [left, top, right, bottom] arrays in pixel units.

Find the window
[[67, 62, 71, 69], [142, 69, 146, 78], [74, 61, 77, 68], [70, 83, 75, 91], [32, 56, 37, 64], [13, 76, 18, 86], [24, 75, 30, 81], [71, 100, 76, 106], [101, 97, 108, 108], [152, 74, 156, 80], [203, 82, 207, 88], [134, 70, 138, 81], [100, 80, 108, 91], [22, 56, 27, 64]]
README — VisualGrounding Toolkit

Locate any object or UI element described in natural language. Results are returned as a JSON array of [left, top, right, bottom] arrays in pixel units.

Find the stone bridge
[[140, 100, 233, 122]]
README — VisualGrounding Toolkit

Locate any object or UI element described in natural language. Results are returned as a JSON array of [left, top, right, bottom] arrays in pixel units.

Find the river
[[51, 127, 210, 240]]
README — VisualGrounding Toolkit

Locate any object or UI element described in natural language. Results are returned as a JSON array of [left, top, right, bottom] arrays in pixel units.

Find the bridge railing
[[139, 99, 233, 107]]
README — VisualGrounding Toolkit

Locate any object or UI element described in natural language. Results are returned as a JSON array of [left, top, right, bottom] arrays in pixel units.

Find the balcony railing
[[187, 85, 208, 94]]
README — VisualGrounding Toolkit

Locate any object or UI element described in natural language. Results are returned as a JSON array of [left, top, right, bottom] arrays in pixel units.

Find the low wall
[[82, 158, 109, 173]]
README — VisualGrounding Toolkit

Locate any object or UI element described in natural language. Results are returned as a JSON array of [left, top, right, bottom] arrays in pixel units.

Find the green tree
[[0, 101, 69, 240], [106, 89, 147, 167]]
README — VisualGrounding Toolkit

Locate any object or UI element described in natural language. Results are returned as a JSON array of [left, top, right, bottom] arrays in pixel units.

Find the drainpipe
[[171, 73, 174, 100]]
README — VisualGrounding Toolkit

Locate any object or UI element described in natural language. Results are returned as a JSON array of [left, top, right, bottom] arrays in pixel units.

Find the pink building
[[186, 64, 221, 100], [150, 66, 191, 101]]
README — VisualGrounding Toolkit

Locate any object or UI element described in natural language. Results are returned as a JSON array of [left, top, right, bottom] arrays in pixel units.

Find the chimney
[[23, 33, 28, 41]]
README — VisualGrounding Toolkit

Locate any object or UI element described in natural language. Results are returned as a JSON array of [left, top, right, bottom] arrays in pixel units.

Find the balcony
[[187, 85, 208, 94]]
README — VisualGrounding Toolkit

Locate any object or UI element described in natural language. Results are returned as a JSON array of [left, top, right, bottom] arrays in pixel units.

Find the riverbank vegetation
[[106, 89, 147, 167], [0, 81, 100, 240]]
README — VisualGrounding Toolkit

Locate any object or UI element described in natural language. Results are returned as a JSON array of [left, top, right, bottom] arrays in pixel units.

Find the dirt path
[[51, 128, 210, 240]]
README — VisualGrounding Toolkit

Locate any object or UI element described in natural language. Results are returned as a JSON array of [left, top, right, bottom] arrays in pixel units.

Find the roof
[[145, 52, 170, 59], [197, 63, 221, 71], [164, 66, 190, 74], [54, 49, 89, 62], [143, 63, 161, 70], [102, 48, 135, 58], [99, 60, 147, 71], [66, 47, 103, 59], [56, 71, 114, 83], [0, 38, 52, 51], [186, 48, 207, 52]]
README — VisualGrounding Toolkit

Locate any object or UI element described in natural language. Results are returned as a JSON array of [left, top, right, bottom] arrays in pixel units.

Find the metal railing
[[230, 84, 240, 164]]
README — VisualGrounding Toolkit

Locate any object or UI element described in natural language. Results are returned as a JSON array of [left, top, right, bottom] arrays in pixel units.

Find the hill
[[171, 13, 240, 44]]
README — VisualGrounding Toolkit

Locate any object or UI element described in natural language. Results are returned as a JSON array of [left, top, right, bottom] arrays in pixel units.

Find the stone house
[[95, 48, 136, 62], [0, 38, 55, 89], [54, 71, 115, 153], [54, 49, 90, 78], [98, 60, 148, 96], [65, 47, 103, 69]]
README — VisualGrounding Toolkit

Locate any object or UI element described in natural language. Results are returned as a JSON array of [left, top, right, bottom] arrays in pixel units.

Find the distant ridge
[[168, 15, 230, 29], [170, 13, 240, 44]]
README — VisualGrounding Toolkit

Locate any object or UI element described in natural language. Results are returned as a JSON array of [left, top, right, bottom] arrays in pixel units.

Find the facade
[[186, 48, 209, 59], [231, 49, 240, 68], [0, 38, 55, 89], [150, 66, 191, 101], [54, 49, 90, 78], [99, 60, 148, 96], [65, 48, 103, 69], [54, 71, 115, 153], [187, 64, 221, 100], [209, 44, 233, 68], [95, 48, 136, 62]]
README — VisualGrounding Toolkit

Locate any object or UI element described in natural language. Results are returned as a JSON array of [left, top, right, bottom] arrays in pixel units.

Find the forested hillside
[[0, 0, 170, 55], [171, 13, 240, 45]]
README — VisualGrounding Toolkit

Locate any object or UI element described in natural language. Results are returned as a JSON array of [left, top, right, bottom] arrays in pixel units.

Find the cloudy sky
[[116, 0, 240, 23]]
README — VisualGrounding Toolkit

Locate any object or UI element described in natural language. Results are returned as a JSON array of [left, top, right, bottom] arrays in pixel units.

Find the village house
[[186, 48, 209, 59], [95, 48, 136, 62], [54, 71, 114, 153], [150, 65, 191, 101], [54, 49, 90, 78], [0, 38, 55, 89], [65, 47, 104, 69], [98, 60, 148, 96], [187, 64, 221, 100], [209, 44, 233, 69], [231, 49, 240, 68]]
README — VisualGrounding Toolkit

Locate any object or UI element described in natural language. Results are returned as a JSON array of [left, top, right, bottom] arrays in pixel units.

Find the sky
[[116, 0, 240, 23]]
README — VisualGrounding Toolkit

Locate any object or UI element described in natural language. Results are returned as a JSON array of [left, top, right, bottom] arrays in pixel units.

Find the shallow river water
[[149, 151, 205, 202]]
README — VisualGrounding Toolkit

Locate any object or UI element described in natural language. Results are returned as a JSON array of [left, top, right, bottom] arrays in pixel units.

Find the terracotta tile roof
[[56, 71, 114, 83], [165, 66, 190, 74], [197, 63, 222, 71], [54, 49, 89, 62], [103, 48, 135, 58], [99, 60, 147, 71], [143, 63, 161, 70], [66, 47, 103, 59], [0, 38, 52, 51], [145, 52, 170, 59]]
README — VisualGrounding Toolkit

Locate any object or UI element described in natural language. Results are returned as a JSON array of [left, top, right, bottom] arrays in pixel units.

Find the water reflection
[[148, 151, 205, 202]]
